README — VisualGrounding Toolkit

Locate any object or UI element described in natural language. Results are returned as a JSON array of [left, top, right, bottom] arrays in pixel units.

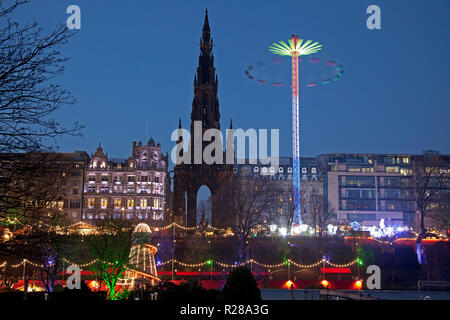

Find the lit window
[[88, 198, 95, 207], [348, 165, 361, 172], [386, 166, 399, 173], [127, 199, 134, 208], [114, 199, 121, 208], [400, 168, 412, 176], [100, 161, 106, 169], [100, 198, 108, 208], [154, 199, 160, 208], [93, 161, 97, 168], [140, 198, 147, 208]]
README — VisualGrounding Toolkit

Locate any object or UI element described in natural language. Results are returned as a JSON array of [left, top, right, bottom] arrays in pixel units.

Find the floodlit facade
[[83, 140, 170, 224], [235, 157, 331, 231]]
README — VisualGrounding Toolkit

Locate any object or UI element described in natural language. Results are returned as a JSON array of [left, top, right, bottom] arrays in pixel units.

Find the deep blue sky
[[13, 0, 450, 161]]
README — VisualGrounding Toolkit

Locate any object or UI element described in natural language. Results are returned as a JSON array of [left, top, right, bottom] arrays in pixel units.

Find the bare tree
[[310, 194, 335, 237], [410, 154, 449, 236], [0, 0, 81, 154], [0, 0, 81, 257], [282, 184, 295, 232], [427, 188, 450, 235], [228, 172, 281, 260], [0, 152, 78, 256], [31, 229, 76, 293]]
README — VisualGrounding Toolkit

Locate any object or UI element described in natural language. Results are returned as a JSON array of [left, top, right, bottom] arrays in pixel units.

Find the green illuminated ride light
[[269, 38, 322, 57]]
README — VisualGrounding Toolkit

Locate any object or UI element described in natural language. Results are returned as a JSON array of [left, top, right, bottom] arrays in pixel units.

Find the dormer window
[[92, 161, 97, 168], [301, 167, 307, 174], [253, 167, 259, 173], [100, 161, 106, 169], [311, 167, 317, 174], [287, 167, 292, 173], [279, 167, 284, 173]]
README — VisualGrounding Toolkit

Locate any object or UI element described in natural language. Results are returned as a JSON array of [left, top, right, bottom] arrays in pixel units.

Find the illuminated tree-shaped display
[[125, 223, 160, 287]]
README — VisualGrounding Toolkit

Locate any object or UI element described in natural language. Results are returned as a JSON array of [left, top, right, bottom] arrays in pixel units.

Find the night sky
[[13, 0, 450, 162]]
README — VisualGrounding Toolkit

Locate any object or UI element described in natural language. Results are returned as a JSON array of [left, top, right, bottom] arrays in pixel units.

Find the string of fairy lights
[[2, 221, 445, 273], [6, 219, 446, 241], [6, 220, 231, 234], [0, 257, 359, 270]]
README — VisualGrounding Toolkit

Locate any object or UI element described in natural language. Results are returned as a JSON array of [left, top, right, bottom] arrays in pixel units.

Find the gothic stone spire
[[191, 9, 220, 134]]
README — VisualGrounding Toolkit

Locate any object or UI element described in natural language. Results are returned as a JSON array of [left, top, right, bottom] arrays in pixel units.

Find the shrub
[[221, 267, 261, 300]]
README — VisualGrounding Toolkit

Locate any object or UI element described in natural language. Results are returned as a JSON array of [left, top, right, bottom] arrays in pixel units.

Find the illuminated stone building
[[58, 151, 90, 221], [82, 140, 170, 224], [235, 157, 331, 231]]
